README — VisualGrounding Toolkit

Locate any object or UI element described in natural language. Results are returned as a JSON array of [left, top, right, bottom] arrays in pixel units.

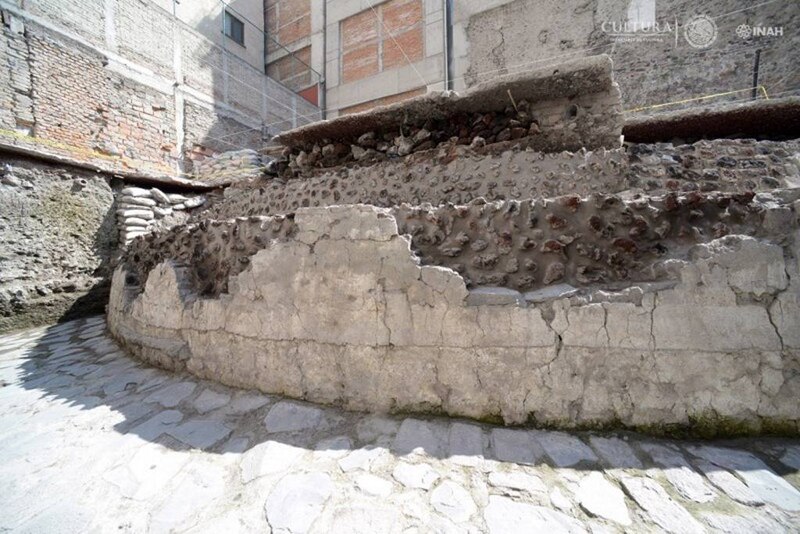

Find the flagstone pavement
[[1, 316, 799, 533]]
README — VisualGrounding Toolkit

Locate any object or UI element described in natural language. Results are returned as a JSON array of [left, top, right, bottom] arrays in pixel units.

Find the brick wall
[[266, 0, 311, 52], [0, 1, 321, 175], [26, 0, 106, 47], [180, 27, 224, 100], [340, 0, 423, 84], [0, 14, 33, 135], [115, 0, 175, 79], [184, 101, 262, 157], [22, 25, 176, 172], [264, 0, 317, 101], [266, 46, 312, 92], [381, 0, 423, 69]]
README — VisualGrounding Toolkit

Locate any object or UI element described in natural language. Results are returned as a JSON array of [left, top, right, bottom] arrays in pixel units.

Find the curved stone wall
[[108, 205, 800, 435], [202, 138, 800, 219]]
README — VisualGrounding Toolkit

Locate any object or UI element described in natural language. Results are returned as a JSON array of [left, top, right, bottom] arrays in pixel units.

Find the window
[[224, 10, 245, 46]]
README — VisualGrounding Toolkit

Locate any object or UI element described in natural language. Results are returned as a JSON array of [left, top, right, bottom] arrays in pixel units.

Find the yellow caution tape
[[624, 85, 769, 113]]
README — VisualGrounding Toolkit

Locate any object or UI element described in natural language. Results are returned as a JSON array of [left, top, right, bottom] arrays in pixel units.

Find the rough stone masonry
[[0, 156, 116, 331], [109, 56, 800, 435], [0, 152, 210, 333]]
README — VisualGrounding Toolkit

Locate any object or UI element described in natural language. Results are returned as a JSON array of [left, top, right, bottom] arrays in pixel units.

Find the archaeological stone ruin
[[5, 1, 800, 531], [76, 55, 800, 436]]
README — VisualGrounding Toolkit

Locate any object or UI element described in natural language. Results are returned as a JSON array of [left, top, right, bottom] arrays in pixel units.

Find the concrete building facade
[[151, 0, 268, 74], [264, 0, 799, 118]]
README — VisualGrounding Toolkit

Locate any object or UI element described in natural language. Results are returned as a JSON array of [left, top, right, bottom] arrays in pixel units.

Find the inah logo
[[684, 15, 718, 48], [736, 24, 752, 39], [736, 23, 784, 39]]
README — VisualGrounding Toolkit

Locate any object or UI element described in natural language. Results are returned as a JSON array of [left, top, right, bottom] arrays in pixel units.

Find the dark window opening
[[224, 11, 245, 46]]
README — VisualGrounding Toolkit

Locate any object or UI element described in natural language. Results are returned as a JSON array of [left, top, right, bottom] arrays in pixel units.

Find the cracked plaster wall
[[108, 205, 800, 434]]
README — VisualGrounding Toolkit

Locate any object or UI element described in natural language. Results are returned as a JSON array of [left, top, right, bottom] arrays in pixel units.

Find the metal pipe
[[752, 49, 761, 100], [320, 0, 327, 119], [444, 0, 454, 91], [262, 2, 269, 74]]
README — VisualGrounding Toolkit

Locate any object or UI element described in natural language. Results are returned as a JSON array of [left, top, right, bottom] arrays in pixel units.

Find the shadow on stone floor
[[4, 315, 800, 487], [4, 313, 800, 534]]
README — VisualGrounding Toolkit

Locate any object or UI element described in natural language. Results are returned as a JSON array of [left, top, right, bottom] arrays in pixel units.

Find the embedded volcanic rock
[[268, 55, 622, 175]]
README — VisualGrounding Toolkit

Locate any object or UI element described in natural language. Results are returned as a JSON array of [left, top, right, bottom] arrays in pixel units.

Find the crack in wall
[[108, 205, 800, 433]]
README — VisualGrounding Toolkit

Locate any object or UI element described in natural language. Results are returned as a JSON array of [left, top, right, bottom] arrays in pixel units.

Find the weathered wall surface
[[459, 0, 597, 90], [393, 189, 787, 290], [26, 25, 178, 171], [0, 2, 320, 176], [606, 0, 800, 112], [0, 156, 116, 332], [460, 0, 800, 111], [274, 56, 623, 176], [191, 149, 265, 186], [108, 205, 800, 434], [0, 151, 213, 333], [129, 188, 800, 296], [182, 102, 263, 162], [203, 138, 800, 219], [209, 146, 629, 217], [280, 88, 622, 176]]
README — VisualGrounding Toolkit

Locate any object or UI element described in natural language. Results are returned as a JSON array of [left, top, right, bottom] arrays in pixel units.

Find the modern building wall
[[461, 0, 800, 113], [0, 0, 321, 176], [151, 0, 267, 72], [264, 0, 799, 118], [265, 0, 313, 93], [264, 0, 320, 104], [264, 0, 444, 117], [324, 0, 444, 117]]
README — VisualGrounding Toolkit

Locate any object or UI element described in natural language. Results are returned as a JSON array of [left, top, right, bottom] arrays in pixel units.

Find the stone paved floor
[[2, 316, 800, 533]]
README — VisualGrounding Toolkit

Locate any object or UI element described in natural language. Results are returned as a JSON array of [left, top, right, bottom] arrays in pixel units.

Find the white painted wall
[[150, 0, 266, 71]]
